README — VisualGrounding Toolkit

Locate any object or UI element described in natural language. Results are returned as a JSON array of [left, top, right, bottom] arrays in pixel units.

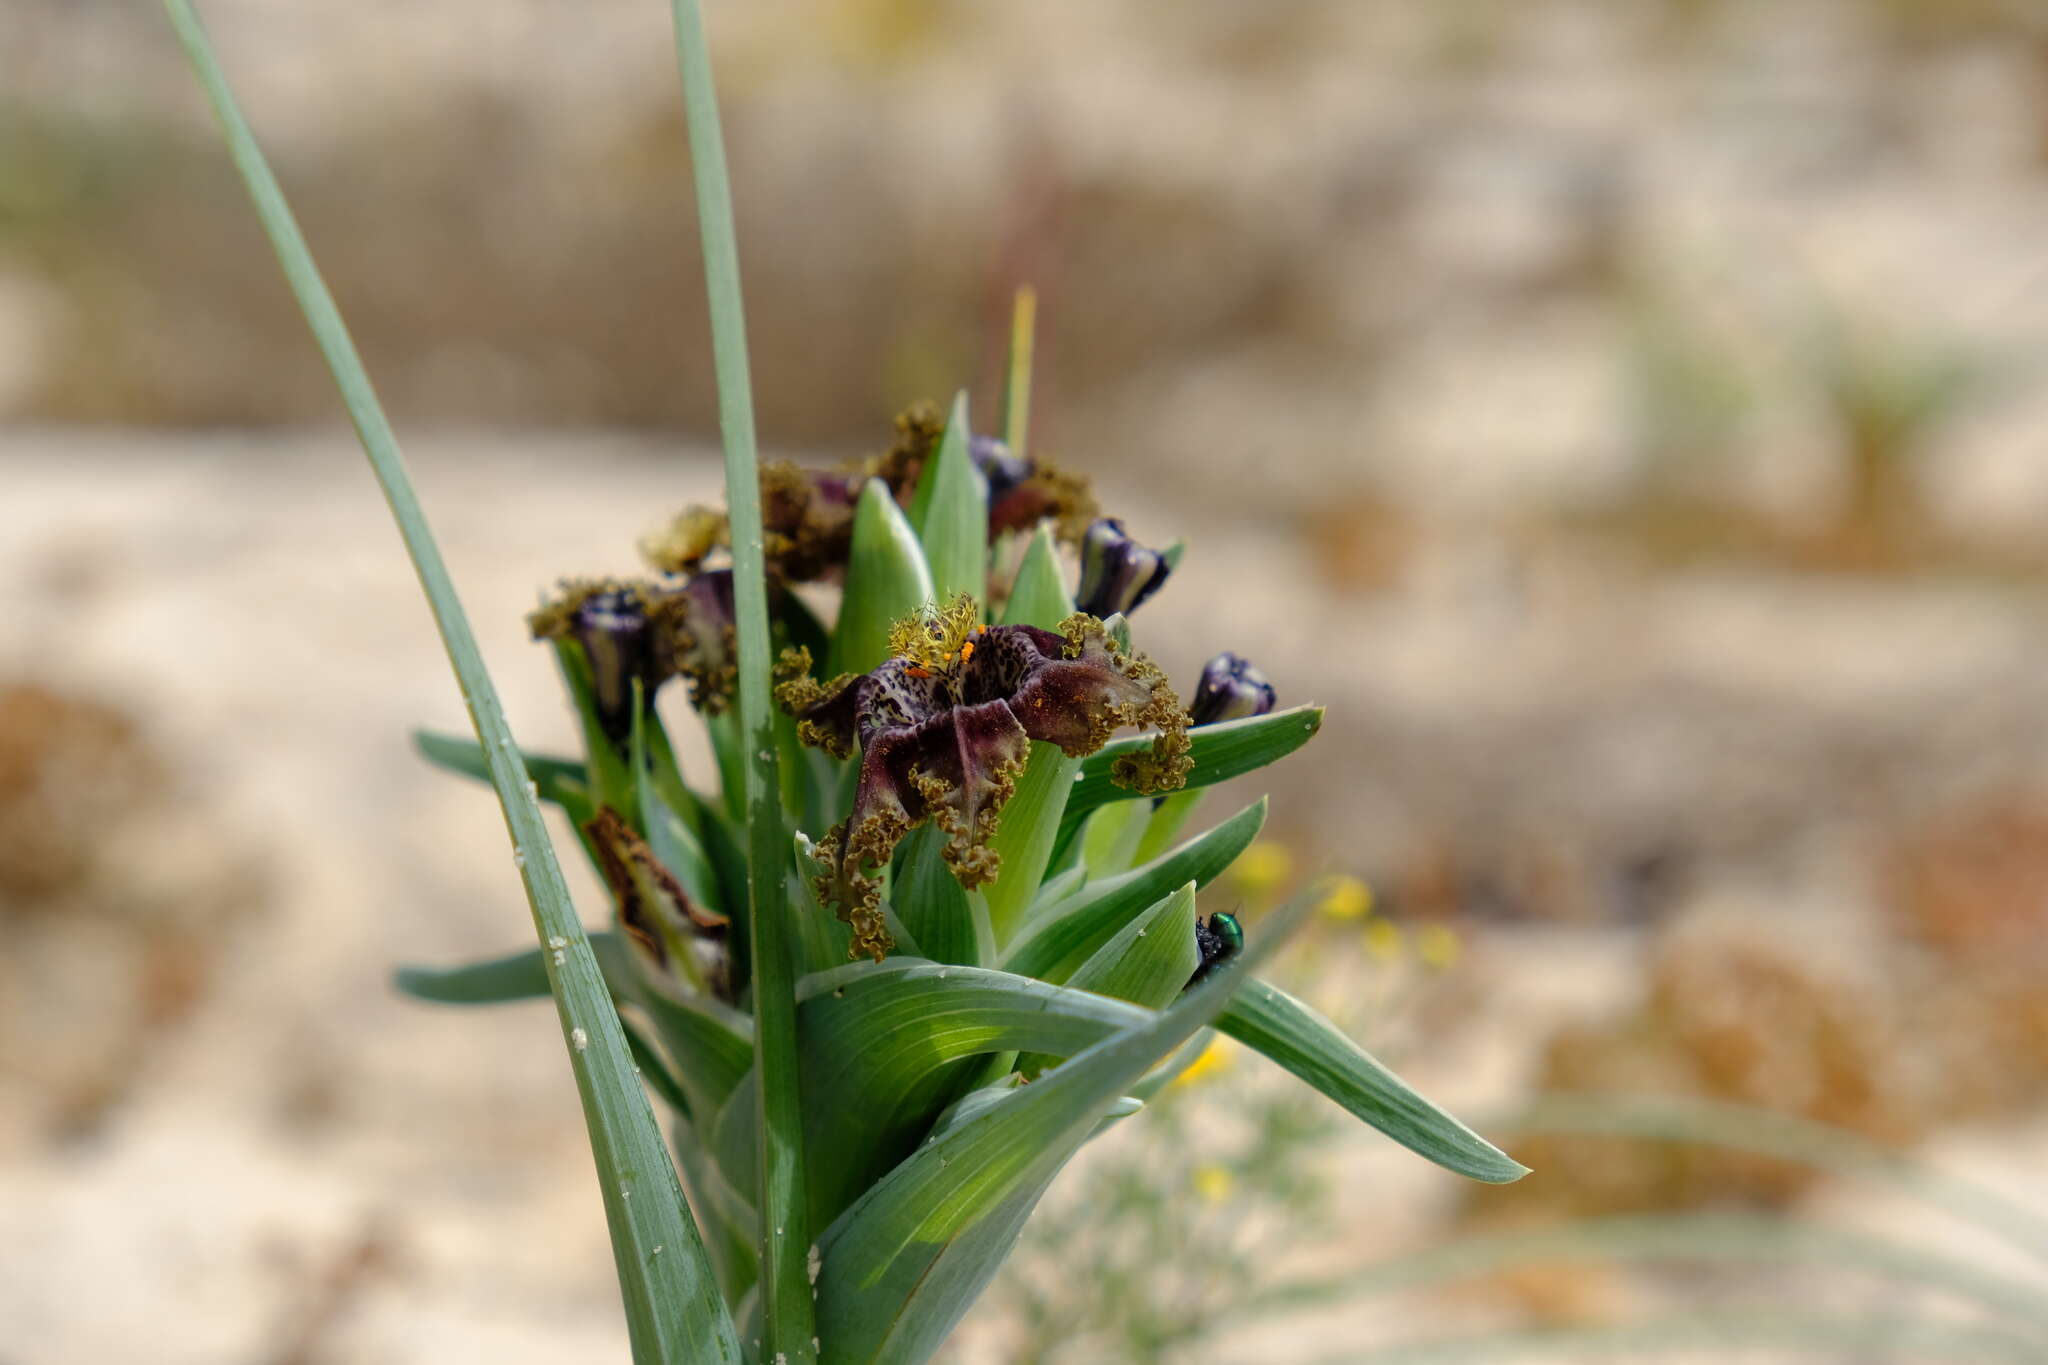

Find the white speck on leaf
[[548, 935, 569, 950], [571, 1027, 588, 1051], [808, 1243, 822, 1284]]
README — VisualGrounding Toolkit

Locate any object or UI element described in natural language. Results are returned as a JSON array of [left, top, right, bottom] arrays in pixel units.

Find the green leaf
[[164, 5, 743, 1353], [702, 708, 749, 824], [553, 637, 637, 820], [622, 977, 756, 1126], [413, 730, 591, 815], [809, 896, 1314, 1364], [630, 697, 722, 984], [662, 0, 815, 1348], [889, 824, 983, 967], [786, 841, 856, 978], [983, 741, 1083, 948], [833, 478, 936, 677], [1063, 880, 1200, 1011], [998, 524, 1071, 629], [621, 1018, 693, 1117], [653, 724, 752, 993], [638, 706, 730, 921], [1217, 979, 1525, 1184], [980, 523, 1081, 944], [1078, 799, 1143, 877], [1132, 789, 1204, 866], [1058, 705, 1324, 842], [909, 391, 988, 608], [791, 961, 1150, 1233], [1017, 880, 1198, 1078], [394, 945, 557, 1005], [395, 936, 754, 1126], [1001, 285, 1036, 455], [1005, 797, 1267, 982]]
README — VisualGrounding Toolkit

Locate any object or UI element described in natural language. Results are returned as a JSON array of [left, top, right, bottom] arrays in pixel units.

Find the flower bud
[[527, 582, 677, 745], [968, 434, 1034, 506], [1189, 651, 1275, 727], [1074, 518, 1171, 618]]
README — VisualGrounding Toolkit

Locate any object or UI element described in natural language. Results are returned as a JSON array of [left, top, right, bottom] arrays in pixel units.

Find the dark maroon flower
[[641, 462, 866, 584], [1075, 518, 1172, 619], [527, 578, 682, 744], [527, 572, 740, 739], [1189, 651, 1276, 727], [777, 596, 1192, 959]]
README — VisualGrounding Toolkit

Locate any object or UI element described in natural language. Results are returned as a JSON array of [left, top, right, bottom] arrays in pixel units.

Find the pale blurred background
[[8, 1, 2048, 1361]]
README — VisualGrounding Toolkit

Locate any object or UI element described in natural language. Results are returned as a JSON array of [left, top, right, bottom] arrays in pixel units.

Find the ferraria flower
[[642, 405, 1101, 586], [1075, 517, 1172, 619], [526, 572, 740, 736], [640, 462, 863, 584], [968, 432, 1098, 542], [1189, 651, 1276, 727], [776, 595, 1193, 960]]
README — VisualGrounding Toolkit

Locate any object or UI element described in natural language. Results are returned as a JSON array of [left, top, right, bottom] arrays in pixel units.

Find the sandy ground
[[5, 429, 2048, 1361]]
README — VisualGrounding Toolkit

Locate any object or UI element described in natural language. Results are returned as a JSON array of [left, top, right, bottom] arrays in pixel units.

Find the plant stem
[[662, 1, 816, 1358]]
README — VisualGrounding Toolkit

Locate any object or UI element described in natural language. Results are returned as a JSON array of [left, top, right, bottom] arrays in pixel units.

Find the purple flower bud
[[1189, 652, 1275, 727], [968, 434, 1034, 506], [569, 587, 667, 744], [1075, 518, 1172, 619]]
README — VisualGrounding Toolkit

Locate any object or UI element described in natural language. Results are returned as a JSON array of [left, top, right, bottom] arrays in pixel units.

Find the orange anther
[[906, 665, 931, 678], [959, 640, 976, 664]]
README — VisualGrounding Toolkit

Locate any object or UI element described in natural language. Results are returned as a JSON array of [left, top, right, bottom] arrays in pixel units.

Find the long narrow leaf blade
[[662, 0, 815, 1355], [909, 392, 988, 606], [1218, 979, 1526, 1183], [162, 5, 740, 1358], [414, 729, 591, 811], [1058, 705, 1324, 839]]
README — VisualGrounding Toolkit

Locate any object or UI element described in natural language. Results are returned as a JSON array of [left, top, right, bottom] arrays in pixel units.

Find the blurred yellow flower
[[1417, 922, 1463, 971], [1174, 1040, 1233, 1088], [1232, 841, 1293, 899], [1318, 875, 1374, 921], [1363, 918, 1405, 963], [1193, 1163, 1233, 1203]]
